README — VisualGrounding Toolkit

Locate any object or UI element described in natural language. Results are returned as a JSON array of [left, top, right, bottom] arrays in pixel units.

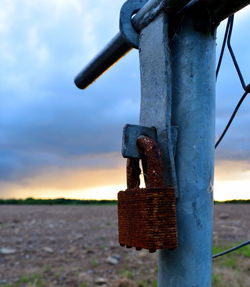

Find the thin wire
[[213, 11, 250, 263], [213, 240, 250, 259], [216, 17, 231, 78], [227, 15, 247, 90], [215, 14, 250, 148], [215, 89, 249, 149]]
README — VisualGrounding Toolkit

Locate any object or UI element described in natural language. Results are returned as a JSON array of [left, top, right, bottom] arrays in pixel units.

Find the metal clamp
[[122, 124, 157, 158], [119, 0, 148, 48]]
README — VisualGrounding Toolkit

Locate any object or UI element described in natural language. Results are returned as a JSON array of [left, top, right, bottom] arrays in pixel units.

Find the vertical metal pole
[[139, 11, 216, 287]]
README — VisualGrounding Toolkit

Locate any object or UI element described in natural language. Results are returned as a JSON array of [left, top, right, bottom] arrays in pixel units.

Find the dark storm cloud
[[0, 0, 141, 183], [0, 0, 250, 191], [0, 51, 140, 180]]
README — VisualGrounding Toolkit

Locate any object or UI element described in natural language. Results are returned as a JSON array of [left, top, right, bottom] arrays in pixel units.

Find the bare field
[[0, 204, 249, 287]]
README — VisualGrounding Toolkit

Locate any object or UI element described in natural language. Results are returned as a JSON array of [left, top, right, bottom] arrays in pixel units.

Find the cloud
[[26, 25, 50, 65], [214, 159, 250, 200], [215, 159, 250, 181], [0, 152, 126, 199], [0, 0, 141, 194], [0, 0, 15, 34], [0, 1, 250, 198]]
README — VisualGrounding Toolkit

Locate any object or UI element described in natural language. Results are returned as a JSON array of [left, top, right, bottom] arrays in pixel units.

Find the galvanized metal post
[[139, 10, 216, 287]]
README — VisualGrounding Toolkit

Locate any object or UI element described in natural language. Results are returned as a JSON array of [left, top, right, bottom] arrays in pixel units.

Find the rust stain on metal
[[127, 158, 141, 189]]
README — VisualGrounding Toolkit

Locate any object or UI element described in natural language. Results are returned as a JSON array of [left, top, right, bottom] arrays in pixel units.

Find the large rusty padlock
[[118, 136, 177, 253]]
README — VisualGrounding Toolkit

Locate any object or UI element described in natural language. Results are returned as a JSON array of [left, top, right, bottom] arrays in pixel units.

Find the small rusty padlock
[[118, 136, 177, 253]]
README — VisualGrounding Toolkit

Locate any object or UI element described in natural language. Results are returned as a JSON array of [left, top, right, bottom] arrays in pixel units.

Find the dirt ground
[[0, 204, 249, 287]]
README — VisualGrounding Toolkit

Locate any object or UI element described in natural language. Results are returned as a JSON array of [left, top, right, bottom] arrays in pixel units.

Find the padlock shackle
[[127, 158, 141, 189], [126, 136, 164, 189], [137, 136, 164, 188]]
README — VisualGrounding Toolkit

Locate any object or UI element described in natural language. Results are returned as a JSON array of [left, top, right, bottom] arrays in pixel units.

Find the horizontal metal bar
[[74, 0, 250, 90], [74, 33, 131, 89], [201, 0, 250, 23], [74, 0, 194, 89], [74, 0, 168, 89]]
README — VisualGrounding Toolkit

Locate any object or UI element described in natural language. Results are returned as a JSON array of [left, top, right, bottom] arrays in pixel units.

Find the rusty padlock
[[118, 136, 177, 253]]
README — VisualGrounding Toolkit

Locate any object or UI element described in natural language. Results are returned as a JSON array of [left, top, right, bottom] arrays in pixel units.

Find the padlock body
[[118, 187, 177, 251]]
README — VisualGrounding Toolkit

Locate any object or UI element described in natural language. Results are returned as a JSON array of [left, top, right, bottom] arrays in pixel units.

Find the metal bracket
[[122, 124, 157, 158], [120, 0, 148, 49], [122, 124, 178, 158]]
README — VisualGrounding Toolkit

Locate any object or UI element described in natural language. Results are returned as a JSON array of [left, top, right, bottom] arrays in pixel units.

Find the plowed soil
[[0, 204, 249, 286]]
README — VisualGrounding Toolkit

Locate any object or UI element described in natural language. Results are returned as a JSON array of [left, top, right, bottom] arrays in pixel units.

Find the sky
[[0, 0, 250, 201]]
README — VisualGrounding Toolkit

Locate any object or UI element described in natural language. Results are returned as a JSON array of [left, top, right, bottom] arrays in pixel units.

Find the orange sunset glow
[[1, 157, 250, 201]]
